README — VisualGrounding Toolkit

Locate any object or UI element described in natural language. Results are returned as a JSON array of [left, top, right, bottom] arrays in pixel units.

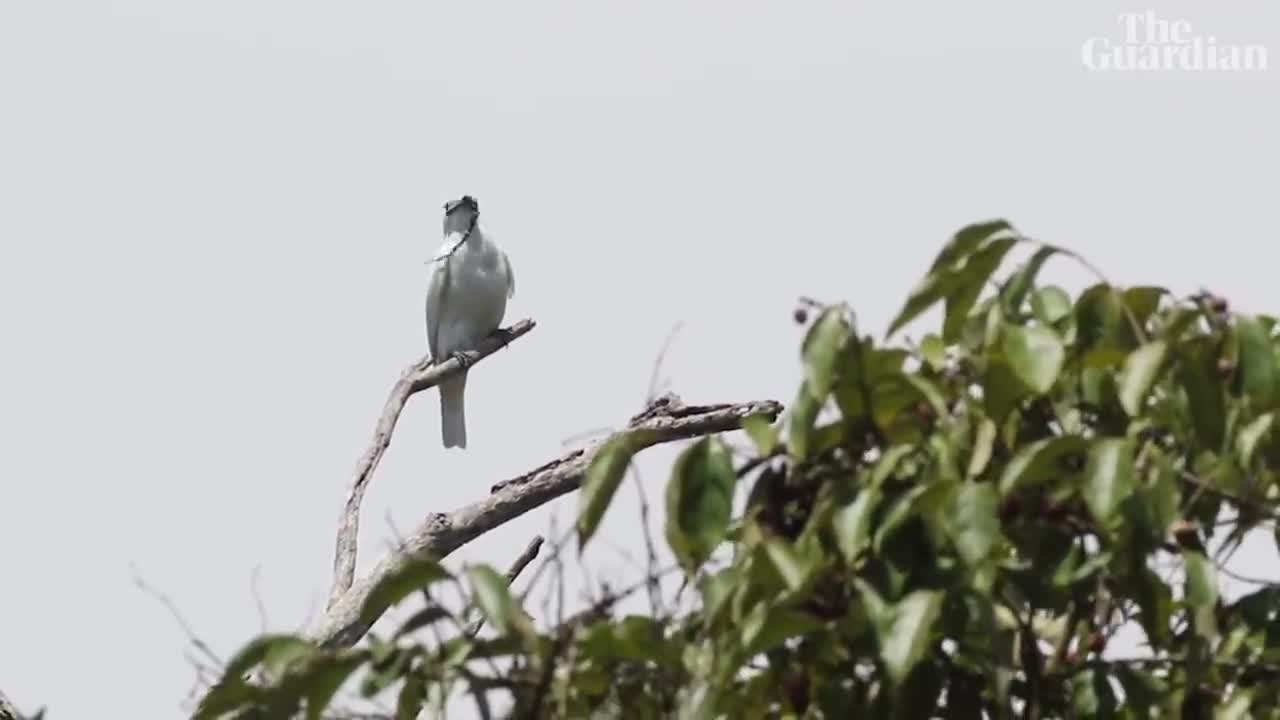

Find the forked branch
[[311, 394, 782, 648], [328, 319, 536, 610]]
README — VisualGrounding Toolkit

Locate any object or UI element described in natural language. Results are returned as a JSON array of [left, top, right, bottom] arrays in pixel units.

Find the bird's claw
[[488, 326, 515, 345], [449, 350, 474, 369]]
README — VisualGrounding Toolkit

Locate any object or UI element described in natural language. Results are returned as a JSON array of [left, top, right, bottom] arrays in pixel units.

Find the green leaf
[[982, 359, 1027, 425], [763, 539, 811, 591], [1183, 550, 1218, 608], [360, 555, 452, 625], [787, 381, 822, 459], [1132, 566, 1173, 648], [888, 271, 964, 340], [802, 306, 853, 400], [194, 682, 257, 719], [1236, 314, 1277, 405], [1124, 286, 1166, 324], [1118, 341, 1170, 416], [1157, 305, 1202, 342], [582, 616, 679, 667], [832, 446, 912, 565], [466, 565, 519, 636], [218, 632, 311, 681], [741, 414, 778, 456], [741, 604, 826, 656], [833, 487, 880, 564], [1001, 324, 1065, 394], [1070, 668, 1117, 718], [866, 588, 944, 688], [303, 653, 367, 720], [1082, 438, 1136, 524], [361, 645, 416, 697], [665, 436, 737, 574], [1231, 586, 1280, 628], [1114, 664, 1166, 717], [1216, 692, 1253, 720], [998, 435, 1090, 497], [888, 222, 1017, 338], [929, 219, 1015, 272], [948, 482, 999, 565], [578, 433, 640, 551], [872, 484, 929, 554], [1237, 412, 1275, 467], [1056, 548, 1112, 586], [1179, 337, 1227, 450], [1001, 245, 1059, 314], [1076, 283, 1135, 354], [1183, 549, 1220, 642], [395, 673, 426, 720], [967, 417, 997, 479], [261, 636, 316, 679], [942, 236, 1019, 341], [871, 444, 917, 488], [698, 567, 739, 624], [394, 605, 452, 639], [897, 372, 951, 421], [1145, 458, 1181, 540], [919, 333, 946, 371], [1032, 286, 1073, 325]]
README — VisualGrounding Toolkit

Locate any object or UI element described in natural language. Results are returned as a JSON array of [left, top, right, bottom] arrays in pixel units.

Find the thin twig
[[646, 322, 683, 403], [520, 517, 578, 611], [131, 565, 224, 670], [559, 426, 615, 449], [328, 319, 536, 610], [1216, 564, 1280, 588], [630, 466, 663, 617], [554, 527, 567, 630], [465, 536, 544, 637], [250, 565, 269, 633], [1182, 471, 1280, 523]]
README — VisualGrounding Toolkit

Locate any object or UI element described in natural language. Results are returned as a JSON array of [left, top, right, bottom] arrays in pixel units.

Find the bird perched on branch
[[425, 195, 515, 448]]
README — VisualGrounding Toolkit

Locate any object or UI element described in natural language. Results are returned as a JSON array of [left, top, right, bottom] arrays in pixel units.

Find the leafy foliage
[[196, 220, 1280, 719]]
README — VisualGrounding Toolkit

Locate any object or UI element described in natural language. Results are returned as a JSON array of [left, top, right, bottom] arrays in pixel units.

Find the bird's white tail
[[438, 372, 468, 449]]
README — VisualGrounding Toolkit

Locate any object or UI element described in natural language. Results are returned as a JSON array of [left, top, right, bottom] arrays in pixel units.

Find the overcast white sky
[[2, 1, 1278, 717]]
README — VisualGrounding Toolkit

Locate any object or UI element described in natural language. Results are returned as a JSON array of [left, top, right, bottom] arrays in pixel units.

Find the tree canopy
[[192, 219, 1280, 719]]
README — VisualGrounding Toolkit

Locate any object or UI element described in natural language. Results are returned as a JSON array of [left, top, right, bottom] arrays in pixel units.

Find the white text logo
[[1082, 11, 1268, 71]]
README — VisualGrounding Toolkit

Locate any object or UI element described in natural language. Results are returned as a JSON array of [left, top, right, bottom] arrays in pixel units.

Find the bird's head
[[442, 195, 480, 236]]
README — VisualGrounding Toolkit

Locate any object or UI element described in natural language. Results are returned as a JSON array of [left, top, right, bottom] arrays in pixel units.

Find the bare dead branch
[[502, 537, 545, 586], [465, 535, 544, 637], [309, 393, 782, 649], [328, 319, 537, 610]]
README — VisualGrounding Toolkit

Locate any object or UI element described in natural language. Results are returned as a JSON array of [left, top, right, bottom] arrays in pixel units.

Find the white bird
[[425, 195, 515, 449]]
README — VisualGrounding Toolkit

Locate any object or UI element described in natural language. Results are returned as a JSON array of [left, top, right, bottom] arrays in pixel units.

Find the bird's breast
[[426, 243, 510, 356]]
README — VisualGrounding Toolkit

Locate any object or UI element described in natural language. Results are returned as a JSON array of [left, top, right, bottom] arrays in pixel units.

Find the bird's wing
[[425, 267, 446, 357], [425, 238, 459, 358], [502, 250, 515, 299]]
